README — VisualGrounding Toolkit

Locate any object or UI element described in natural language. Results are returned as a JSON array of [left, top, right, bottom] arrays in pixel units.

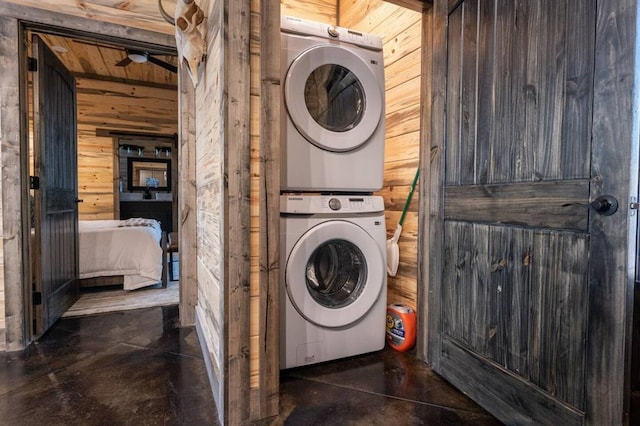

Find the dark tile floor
[[0, 306, 218, 425], [279, 349, 501, 425], [0, 306, 501, 425]]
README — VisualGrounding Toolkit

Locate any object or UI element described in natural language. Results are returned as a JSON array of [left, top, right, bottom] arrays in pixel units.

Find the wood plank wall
[[339, 0, 422, 308], [76, 78, 178, 220], [194, 0, 225, 422], [280, 0, 337, 23]]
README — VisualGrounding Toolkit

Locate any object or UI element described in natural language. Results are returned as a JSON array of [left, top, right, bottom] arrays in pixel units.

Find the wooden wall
[[3, 0, 176, 36], [339, 0, 422, 308], [194, 0, 225, 422], [280, 0, 337, 23], [76, 78, 178, 220]]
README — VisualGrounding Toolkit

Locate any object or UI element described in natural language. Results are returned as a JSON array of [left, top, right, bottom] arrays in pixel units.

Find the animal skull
[[159, 0, 206, 87]]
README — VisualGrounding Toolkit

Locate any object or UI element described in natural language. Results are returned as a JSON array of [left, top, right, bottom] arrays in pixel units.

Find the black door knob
[[590, 195, 618, 216]]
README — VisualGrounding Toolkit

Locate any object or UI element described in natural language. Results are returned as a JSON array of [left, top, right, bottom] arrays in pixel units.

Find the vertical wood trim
[[257, 0, 280, 420], [171, 133, 178, 233], [587, 0, 637, 423], [224, 0, 252, 423], [0, 16, 27, 351], [417, 4, 433, 361], [112, 137, 120, 217], [178, 66, 197, 326], [423, 0, 447, 369]]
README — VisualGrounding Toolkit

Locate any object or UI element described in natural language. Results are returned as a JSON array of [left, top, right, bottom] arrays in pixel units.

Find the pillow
[[118, 218, 160, 228]]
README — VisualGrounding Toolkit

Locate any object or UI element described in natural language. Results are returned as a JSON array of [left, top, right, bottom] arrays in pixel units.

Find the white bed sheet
[[78, 219, 163, 290]]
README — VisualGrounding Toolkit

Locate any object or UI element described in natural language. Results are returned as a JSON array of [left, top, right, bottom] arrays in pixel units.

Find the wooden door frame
[[0, 3, 196, 348], [422, 0, 639, 424]]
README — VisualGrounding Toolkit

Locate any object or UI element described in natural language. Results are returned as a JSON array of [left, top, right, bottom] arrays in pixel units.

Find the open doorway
[[24, 26, 180, 335]]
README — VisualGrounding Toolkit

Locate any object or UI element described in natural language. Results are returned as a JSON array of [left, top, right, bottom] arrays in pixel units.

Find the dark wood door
[[32, 35, 79, 335], [426, 0, 635, 424]]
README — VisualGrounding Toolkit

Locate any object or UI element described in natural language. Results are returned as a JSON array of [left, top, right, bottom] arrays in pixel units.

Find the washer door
[[284, 45, 383, 152], [285, 220, 384, 328]]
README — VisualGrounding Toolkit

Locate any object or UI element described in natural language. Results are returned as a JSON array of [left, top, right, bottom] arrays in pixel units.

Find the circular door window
[[285, 220, 384, 328], [305, 239, 367, 308], [284, 45, 383, 152], [304, 64, 365, 132]]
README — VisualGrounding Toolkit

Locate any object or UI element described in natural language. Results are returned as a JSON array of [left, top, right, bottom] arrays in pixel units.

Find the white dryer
[[280, 195, 387, 369], [281, 16, 385, 192]]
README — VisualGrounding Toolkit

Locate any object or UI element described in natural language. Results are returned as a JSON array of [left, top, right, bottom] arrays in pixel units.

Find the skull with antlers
[[159, 0, 206, 87]]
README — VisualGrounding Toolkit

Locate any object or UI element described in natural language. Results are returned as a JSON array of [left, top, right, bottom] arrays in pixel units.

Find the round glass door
[[304, 64, 365, 133], [284, 45, 383, 152], [305, 239, 367, 309], [285, 220, 384, 328]]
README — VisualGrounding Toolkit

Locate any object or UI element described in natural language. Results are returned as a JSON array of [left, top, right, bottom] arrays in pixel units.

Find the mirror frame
[[127, 157, 171, 191]]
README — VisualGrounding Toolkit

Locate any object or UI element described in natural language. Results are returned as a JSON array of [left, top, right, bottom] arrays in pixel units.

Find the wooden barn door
[[427, 0, 635, 424], [32, 35, 79, 336]]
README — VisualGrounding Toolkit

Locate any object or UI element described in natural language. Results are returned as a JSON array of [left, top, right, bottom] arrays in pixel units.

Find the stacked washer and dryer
[[280, 16, 388, 369]]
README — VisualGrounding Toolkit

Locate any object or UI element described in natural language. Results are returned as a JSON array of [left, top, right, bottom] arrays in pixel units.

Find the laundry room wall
[[338, 1, 422, 309], [280, 0, 337, 23]]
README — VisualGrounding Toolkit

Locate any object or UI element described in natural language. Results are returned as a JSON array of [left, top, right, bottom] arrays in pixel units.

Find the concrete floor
[[0, 306, 501, 425]]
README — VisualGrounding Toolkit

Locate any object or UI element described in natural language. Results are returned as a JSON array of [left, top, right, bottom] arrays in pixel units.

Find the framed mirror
[[127, 157, 171, 191]]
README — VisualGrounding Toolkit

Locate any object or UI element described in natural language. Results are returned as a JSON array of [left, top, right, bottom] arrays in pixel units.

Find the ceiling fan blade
[[147, 55, 178, 73], [115, 57, 132, 67]]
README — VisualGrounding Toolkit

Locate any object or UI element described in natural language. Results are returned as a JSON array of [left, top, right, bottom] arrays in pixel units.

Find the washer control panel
[[281, 195, 384, 214]]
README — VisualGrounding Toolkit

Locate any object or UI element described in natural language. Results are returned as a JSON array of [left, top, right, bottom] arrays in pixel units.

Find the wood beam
[[257, 0, 281, 420], [0, 3, 176, 49]]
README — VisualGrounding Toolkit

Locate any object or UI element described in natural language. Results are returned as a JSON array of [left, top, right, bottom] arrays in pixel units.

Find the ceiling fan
[[115, 49, 177, 73]]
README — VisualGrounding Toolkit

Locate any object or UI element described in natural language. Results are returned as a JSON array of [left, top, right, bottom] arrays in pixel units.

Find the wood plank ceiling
[[36, 33, 178, 87]]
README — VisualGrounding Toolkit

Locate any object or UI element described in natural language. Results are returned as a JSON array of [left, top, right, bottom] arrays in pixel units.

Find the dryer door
[[285, 220, 384, 328], [284, 45, 383, 152]]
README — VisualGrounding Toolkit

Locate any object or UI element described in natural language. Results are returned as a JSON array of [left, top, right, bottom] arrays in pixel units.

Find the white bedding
[[78, 219, 163, 290]]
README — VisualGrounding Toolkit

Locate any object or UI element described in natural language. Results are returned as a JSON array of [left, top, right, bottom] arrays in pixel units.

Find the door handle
[[589, 195, 618, 216], [563, 195, 618, 216], [74, 198, 84, 204]]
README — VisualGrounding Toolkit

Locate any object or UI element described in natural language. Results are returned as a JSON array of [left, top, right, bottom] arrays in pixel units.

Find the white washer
[[280, 195, 387, 369], [281, 16, 385, 192]]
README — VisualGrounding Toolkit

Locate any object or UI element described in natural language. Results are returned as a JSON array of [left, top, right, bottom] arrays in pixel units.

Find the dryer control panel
[[281, 15, 383, 51], [281, 195, 384, 214]]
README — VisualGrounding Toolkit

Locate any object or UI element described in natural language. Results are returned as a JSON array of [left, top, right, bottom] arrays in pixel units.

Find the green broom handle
[[399, 168, 420, 227]]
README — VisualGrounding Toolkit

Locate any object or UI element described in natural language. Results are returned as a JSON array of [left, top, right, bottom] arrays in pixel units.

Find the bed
[[78, 218, 164, 290]]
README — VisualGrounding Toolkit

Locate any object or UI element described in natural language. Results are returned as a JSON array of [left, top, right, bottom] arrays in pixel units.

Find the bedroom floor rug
[[62, 280, 179, 318]]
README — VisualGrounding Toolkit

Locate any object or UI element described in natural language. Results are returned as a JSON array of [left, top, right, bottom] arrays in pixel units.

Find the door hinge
[[30, 176, 40, 190], [32, 291, 42, 306], [28, 57, 37, 72]]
